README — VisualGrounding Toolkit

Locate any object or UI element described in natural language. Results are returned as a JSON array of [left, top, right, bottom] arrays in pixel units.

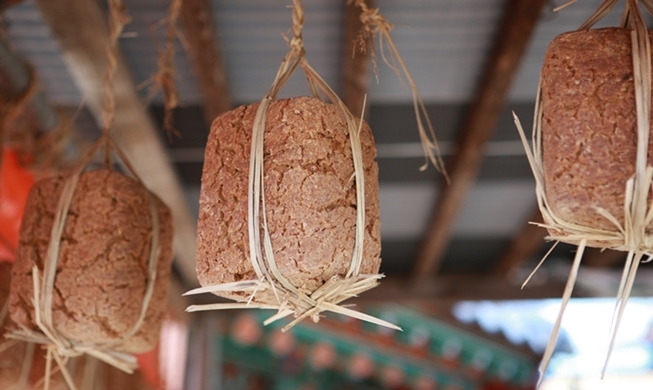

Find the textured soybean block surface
[[9, 169, 173, 354], [196, 96, 381, 303], [542, 27, 653, 231]]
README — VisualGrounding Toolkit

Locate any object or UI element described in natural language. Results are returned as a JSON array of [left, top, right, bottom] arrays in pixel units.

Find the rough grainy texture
[[196, 96, 380, 303], [8, 169, 173, 354], [542, 27, 653, 231]]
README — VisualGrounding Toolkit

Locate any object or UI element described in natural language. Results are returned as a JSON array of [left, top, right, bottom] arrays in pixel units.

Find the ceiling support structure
[[495, 207, 628, 274], [340, 0, 372, 119], [358, 274, 573, 304], [494, 207, 547, 277], [34, 0, 199, 287], [179, 0, 231, 126], [412, 0, 548, 278], [582, 248, 627, 268], [0, 38, 59, 144]]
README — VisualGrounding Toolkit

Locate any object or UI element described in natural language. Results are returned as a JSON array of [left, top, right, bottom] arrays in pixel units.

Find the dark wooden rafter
[[411, 0, 548, 278], [357, 274, 574, 304], [0, 40, 34, 145], [494, 206, 547, 277], [34, 0, 199, 286], [179, 0, 231, 125], [0, 38, 58, 143], [495, 208, 627, 275], [582, 247, 627, 268], [340, 0, 372, 118], [0, 0, 24, 14], [0, 36, 78, 173]]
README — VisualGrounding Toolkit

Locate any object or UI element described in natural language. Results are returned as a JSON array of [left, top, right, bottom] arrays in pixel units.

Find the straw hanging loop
[[187, 0, 448, 332], [351, 0, 447, 178], [290, 0, 305, 52]]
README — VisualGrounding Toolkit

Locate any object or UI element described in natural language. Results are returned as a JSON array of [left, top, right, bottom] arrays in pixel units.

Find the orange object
[[0, 148, 34, 263], [137, 346, 163, 390]]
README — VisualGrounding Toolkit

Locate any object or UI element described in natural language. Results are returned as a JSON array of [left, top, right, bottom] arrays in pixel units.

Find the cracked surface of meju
[[542, 27, 653, 231], [8, 169, 173, 354], [196, 96, 381, 304]]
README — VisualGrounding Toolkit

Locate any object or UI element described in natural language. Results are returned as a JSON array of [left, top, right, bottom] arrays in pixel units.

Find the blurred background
[[1, 0, 653, 388]]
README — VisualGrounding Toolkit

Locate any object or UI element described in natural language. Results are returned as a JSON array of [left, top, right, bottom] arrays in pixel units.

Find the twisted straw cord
[[186, 0, 399, 332]]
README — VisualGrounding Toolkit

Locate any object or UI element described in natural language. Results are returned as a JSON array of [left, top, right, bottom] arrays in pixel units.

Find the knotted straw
[[148, 0, 181, 139], [185, 0, 450, 331], [352, 0, 446, 177], [514, 0, 653, 382]]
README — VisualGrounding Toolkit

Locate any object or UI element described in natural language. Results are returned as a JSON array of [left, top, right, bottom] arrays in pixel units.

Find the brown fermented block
[[541, 27, 653, 231], [9, 169, 173, 354], [196, 96, 380, 303]]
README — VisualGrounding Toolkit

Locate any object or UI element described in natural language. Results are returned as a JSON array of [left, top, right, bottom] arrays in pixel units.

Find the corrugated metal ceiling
[[4, 0, 635, 106]]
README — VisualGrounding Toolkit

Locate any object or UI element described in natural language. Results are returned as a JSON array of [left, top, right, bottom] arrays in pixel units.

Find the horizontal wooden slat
[[356, 274, 575, 304]]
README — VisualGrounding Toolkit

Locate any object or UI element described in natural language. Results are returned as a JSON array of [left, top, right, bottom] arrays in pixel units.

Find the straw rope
[[185, 0, 406, 332], [514, 0, 653, 383], [151, 0, 181, 140], [352, 0, 447, 178]]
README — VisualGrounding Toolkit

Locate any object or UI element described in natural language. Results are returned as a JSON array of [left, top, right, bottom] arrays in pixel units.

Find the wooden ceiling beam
[[34, 0, 199, 287], [340, 0, 371, 118], [582, 247, 627, 268], [0, 37, 58, 141], [179, 0, 231, 125], [494, 206, 547, 277], [412, 0, 548, 278], [0, 37, 78, 169], [357, 274, 574, 304], [495, 209, 628, 275]]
